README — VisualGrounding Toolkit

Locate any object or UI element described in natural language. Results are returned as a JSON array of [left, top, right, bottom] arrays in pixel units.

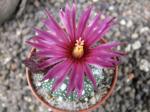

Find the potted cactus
[[24, 1, 125, 111]]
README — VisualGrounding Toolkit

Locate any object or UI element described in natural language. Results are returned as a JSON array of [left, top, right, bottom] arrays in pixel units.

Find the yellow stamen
[[72, 38, 84, 58]]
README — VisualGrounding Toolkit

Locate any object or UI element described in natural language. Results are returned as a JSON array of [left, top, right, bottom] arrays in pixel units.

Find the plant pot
[[26, 38, 118, 112]]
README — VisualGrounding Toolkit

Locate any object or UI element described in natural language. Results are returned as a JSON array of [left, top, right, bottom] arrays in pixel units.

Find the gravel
[[0, 0, 150, 112]]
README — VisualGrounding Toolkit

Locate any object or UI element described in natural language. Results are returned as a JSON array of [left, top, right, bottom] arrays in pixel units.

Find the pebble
[[139, 59, 150, 72], [125, 44, 131, 52], [120, 19, 126, 26], [132, 41, 141, 50], [60, 84, 67, 91], [109, 6, 114, 11], [92, 0, 98, 3], [140, 27, 149, 34], [90, 97, 96, 105], [126, 20, 133, 28], [131, 33, 139, 39]]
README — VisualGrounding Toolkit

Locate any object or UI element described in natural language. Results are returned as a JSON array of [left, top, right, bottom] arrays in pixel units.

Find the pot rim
[[26, 38, 118, 112]]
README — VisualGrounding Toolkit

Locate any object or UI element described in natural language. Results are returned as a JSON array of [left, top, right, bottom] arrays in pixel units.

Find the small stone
[[140, 27, 149, 34], [109, 6, 114, 11], [91, 92, 95, 96], [127, 73, 134, 82], [57, 97, 63, 102], [60, 84, 67, 91], [36, 82, 42, 87], [120, 19, 126, 26], [132, 41, 141, 50], [139, 59, 150, 72], [91, 65, 103, 77], [16, 29, 22, 36], [125, 87, 131, 92], [131, 33, 139, 39], [93, 0, 98, 2], [90, 97, 96, 104], [125, 44, 131, 52], [126, 20, 133, 28], [44, 79, 49, 83], [34, 0, 40, 7], [24, 96, 32, 102], [4, 57, 11, 65], [85, 97, 89, 102]]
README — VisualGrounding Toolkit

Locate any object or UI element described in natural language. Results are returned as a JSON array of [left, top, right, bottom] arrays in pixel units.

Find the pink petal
[[87, 17, 115, 46], [34, 28, 61, 44], [91, 49, 123, 58], [72, 3, 76, 39], [31, 36, 55, 45], [94, 42, 125, 50], [36, 49, 66, 58], [84, 14, 100, 40], [59, 3, 76, 42], [84, 64, 97, 90], [76, 6, 92, 39], [44, 9, 69, 43], [42, 60, 71, 81], [75, 64, 84, 97], [51, 61, 72, 91], [67, 64, 77, 95], [87, 57, 115, 68], [26, 41, 50, 49], [38, 57, 66, 69]]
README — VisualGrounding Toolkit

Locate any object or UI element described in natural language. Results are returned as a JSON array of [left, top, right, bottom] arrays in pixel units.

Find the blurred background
[[0, 0, 150, 112]]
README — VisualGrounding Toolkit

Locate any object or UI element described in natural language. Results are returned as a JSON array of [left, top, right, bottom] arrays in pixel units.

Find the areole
[[26, 38, 118, 112]]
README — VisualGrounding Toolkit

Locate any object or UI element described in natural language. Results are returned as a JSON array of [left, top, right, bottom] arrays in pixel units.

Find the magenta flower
[[26, 1, 124, 97]]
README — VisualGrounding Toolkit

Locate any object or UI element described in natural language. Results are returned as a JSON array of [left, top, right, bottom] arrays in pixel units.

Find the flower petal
[[91, 49, 123, 58], [59, 2, 76, 42], [51, 61, 72, 91], [94, 41, 125, 50], [38, 57, 66, 69], [42, 60, 71, 81], [26, 41, 50, 49], [84, 64, 97, 90], [34, 28, 62, 44], [84, 14, 101, 40], [67, 63, 77, 95], [75, 64, 84, 97], [87, 57, 116, 68], [76, 6, 92, 39], [44, 9, 69, 43], [87, 17, 115, 46], [36, 49, 66, 58]]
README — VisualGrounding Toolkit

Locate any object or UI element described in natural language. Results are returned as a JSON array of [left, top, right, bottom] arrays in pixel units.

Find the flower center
[[72, 38, 84, 58]]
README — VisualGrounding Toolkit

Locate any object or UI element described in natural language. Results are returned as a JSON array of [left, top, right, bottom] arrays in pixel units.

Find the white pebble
[[57, 97, 63, 102], [44, 79, 49, 83], [140, 27, 149, 34], [60, 84, 67, 91], [120, 19, 126, 26], [36, 82, 42, 87], [139, 59, 150, 72], [125, 44, 131, 52], [109, 6, 114, 11], [131, 33, 138, 39], [90, 97, 96, 104], [126, 20, 133, 28], [132, 41, 141, 50], [93, 0, 98, 2]]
